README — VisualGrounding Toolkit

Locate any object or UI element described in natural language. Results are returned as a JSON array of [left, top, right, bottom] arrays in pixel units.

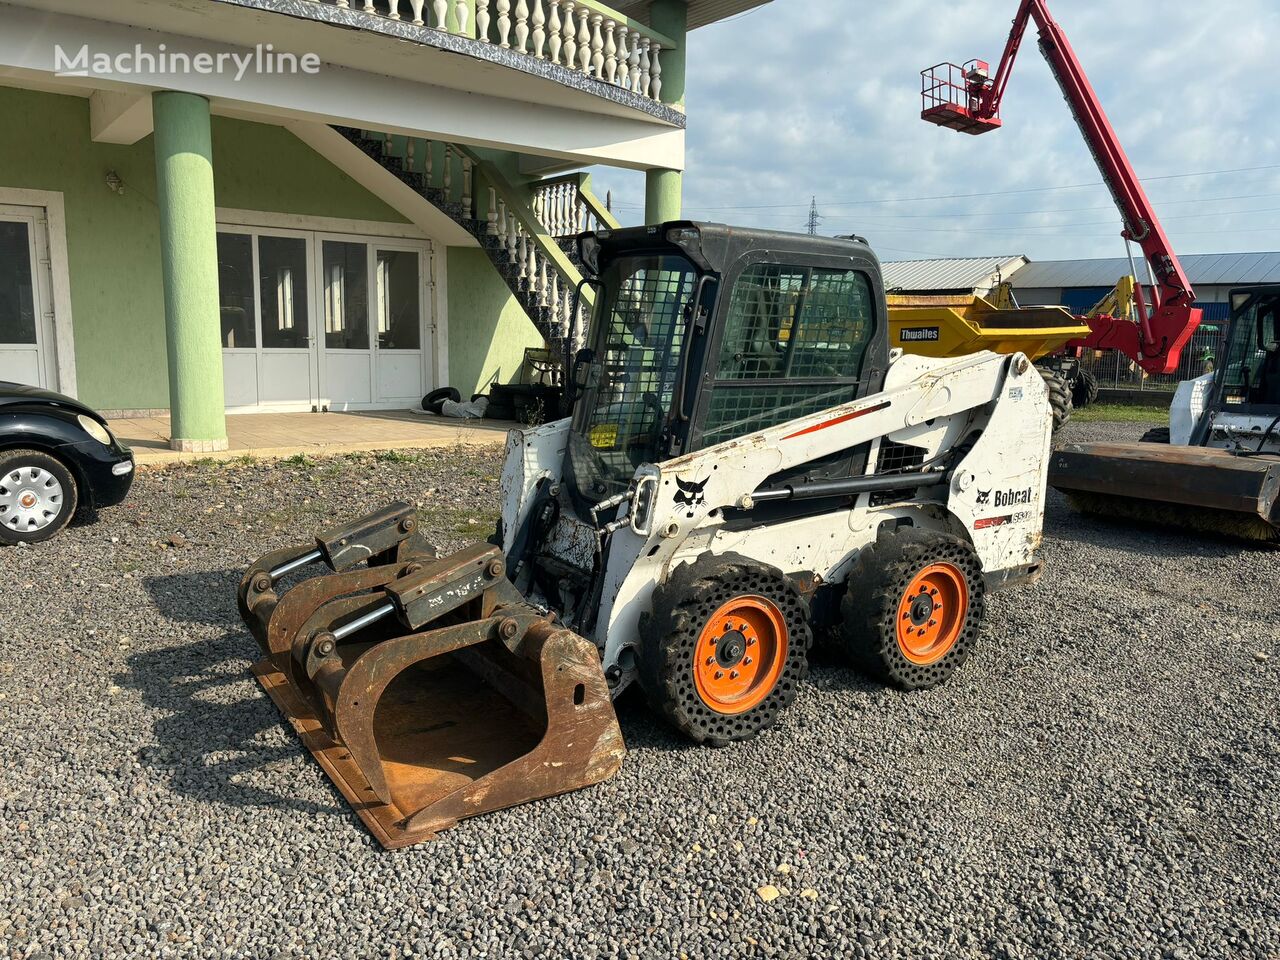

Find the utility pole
[[806, 196, 822, 236]]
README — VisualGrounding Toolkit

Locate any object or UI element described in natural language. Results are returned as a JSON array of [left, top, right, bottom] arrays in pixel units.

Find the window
[[259, 236, 309, 349], [570, 254, 700, 498], [375, 250, 421, 350], [700, 263, 875, 446], [217, 233, 256, 348], [1221, 293, 1280, 408], [0, 221, 36, 345], [323, 241, 369, 350]]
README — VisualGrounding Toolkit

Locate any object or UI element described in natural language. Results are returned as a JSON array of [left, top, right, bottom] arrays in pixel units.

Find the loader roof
[[584, 221, 882, 277]]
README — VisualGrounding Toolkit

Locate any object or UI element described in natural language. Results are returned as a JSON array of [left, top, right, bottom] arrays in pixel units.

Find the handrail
[[532, 172, 621, 237], [452, 144, 594, 349], [473, 1, 673, 101]]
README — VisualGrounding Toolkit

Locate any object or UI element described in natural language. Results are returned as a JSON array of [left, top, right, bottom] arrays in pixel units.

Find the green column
[[152, 91, 227, 452], [645, 0, 688, 224]]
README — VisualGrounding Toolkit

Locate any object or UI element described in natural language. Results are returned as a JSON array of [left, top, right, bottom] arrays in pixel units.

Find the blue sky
[[594, 0, 1280, 263]]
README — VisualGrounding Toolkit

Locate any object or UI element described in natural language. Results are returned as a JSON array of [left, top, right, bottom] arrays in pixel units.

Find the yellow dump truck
[[886, 281, 1131, 429]]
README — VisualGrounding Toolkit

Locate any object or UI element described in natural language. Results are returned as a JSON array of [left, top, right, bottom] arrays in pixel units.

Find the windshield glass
[[567, 253, 700, 502], [1220, 293, 1280, 409]]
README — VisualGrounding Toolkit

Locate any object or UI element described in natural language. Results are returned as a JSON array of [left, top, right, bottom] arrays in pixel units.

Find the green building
[[0, 0, 765, 450]]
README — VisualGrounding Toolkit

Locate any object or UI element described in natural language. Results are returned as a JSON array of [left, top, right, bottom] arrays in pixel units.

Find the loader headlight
[[630, 474, 659, 537], [77, 414, 112, 446]]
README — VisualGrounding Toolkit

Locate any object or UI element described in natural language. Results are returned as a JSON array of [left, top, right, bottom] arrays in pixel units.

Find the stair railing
[[532, 172, 621, 238]]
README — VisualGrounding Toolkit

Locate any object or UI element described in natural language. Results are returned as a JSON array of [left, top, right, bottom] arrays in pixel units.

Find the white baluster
[[561, 2, 577, 68], [561, 287, 572, 338], [408, 0, 425, 25], [589, 14, 604, 79], [497, 200, 508, 244], [517, 231, 529, 281], [628, 30, 642, 93], [531, 0, 546, 59], [476, 0, 491, 41], [361, 0, 375, 13], [384, 131, 393, 155], [497, 0, 511, 47], [455, 0, 469, 34], [576, 8, 591, 73], [547, 1, 562, 64], [424, 139, 434, 183], [603, 20, 618, 83], [549, 273, 561, 328], [557, 183, 570, 236], [406, 138, 416, 170], [486, 188, 500, 235], [387, 0, 401, 20], [507, 215, 519, 259], [462, 157, 473, 212], [514, 0, 529, 53], [615, 27, 629, 88], [335, 0, 349, 8], [638, 37, 651, 97], [538, 257, 549, 306], [526, 241, 538, 289], [432, 0, 447, 29], [649, 43, 662, 101], [443, 145, 453, 194]]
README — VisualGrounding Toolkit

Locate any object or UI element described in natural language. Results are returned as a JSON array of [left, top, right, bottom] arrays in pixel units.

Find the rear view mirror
[[573, 349, 596, 389]]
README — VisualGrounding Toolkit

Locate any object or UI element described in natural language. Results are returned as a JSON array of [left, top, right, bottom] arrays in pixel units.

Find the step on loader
[[239, 223, 1054, 847]]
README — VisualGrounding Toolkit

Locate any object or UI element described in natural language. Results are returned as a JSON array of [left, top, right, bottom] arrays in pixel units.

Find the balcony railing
[[302, 0, 674, 104]]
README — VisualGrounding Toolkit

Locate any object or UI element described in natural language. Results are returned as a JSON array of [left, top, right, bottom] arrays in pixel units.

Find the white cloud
[[595, 0, 1280, 262]]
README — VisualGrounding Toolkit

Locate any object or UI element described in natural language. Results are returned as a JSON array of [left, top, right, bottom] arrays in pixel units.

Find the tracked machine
[[239, 223, 1053, 847]]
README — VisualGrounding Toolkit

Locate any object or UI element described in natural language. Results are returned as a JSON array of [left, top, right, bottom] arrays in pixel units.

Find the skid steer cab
[[239, 222, 1053, 847]]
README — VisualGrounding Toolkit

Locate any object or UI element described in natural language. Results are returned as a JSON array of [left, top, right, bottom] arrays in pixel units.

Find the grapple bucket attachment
[[1050, 442, 1280, 542], [240, 507, 625, 848]]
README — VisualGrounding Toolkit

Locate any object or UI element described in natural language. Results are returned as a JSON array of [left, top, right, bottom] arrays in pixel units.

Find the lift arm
[[921, 0, 1201, 375]]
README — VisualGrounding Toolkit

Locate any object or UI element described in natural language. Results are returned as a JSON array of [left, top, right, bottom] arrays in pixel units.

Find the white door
[[220, 226, 431, 412], [0, 204, 56, 388], [373, 244, 429, 405], [219, 229, 319, 411]]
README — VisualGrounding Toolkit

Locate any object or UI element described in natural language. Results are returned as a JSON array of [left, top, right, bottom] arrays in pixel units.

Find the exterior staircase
[[334, 126, 618, 358]]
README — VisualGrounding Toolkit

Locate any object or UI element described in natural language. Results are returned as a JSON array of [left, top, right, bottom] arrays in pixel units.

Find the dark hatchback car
[[0, 381, 134, 544]]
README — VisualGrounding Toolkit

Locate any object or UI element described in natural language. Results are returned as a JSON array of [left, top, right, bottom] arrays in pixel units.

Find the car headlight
[[77, 414, 112, 445]]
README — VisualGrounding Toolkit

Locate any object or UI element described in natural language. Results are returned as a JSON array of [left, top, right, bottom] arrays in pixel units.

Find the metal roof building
[[882, 250, 1280, 323], [882, 255, 1028, 295], [1009, 252, 1280, 290]]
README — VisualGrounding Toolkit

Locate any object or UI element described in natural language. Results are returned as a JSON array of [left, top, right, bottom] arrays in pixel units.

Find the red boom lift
[[920, 0, 1201, 376]]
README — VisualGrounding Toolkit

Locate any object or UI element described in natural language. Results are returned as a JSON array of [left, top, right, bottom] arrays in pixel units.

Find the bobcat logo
[[674, 476, 710, 518], [976, 489, 992, 506]]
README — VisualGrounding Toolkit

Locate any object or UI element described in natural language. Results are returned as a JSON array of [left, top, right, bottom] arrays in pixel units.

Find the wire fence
[[1079, 326, 1224, 392]]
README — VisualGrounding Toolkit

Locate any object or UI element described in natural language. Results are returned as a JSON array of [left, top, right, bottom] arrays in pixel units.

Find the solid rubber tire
[[837, 528, 985, 691], [637, 553, 811, 746]]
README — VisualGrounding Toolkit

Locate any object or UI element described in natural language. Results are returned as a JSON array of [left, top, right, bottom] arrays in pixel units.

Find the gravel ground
[[3, 424, 1277, 960]]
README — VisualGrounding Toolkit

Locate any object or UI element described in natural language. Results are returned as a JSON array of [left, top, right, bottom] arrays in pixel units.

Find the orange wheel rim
[[895, 563, 968, 665], [693, 596, 788, 715]]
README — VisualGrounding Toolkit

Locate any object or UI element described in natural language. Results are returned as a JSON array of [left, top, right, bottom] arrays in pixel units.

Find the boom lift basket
[[921, 62, 1003, 135], [239, 503, 625, 848]]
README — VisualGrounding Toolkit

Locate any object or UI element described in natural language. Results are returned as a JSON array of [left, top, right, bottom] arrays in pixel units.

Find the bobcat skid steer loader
[[238, 223, 1053, 848]]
